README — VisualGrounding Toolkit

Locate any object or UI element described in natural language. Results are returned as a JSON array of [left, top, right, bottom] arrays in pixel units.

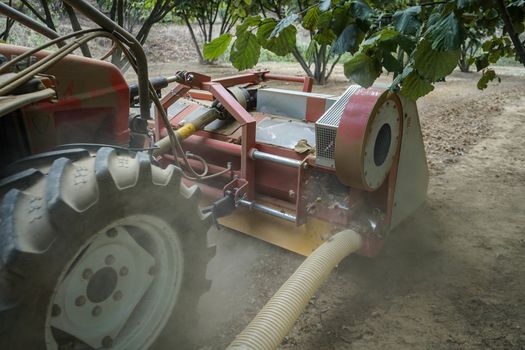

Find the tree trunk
[[292, 47, 313, 78], [64, 4, 91, 57], [497, 0, 525, 67], [183, 14, 205, 64], [39, 0, 56, 31], [458, 43, 471, 73]]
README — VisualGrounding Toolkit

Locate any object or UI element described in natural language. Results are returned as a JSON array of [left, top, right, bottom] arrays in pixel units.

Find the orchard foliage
[[205, 0, 525, 99], [176, 0, 256, 64]]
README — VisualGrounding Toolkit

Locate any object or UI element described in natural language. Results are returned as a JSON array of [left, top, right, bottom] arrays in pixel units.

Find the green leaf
[[392, 6, 421, 36], [382, 52, 402, 73], [343, 52, 381, 87], [203, 34, 233, 60], [391, 66, 413, 89], [319, 0, 331, 12], [268, 26, 297, 56], [362, 28, 400, 48], [314, 29, 336, 45], [351, 0, 373, 20], [397, 34, 416, 52], [477, 68, 500, 90], [230, 31, 261, 70], [305, 40, 318, 65], [317, 11, 332, 30], [414, 39, 460, 81], [270, 14, 298, 38], [258, 19, 296, 56], [331, 25, 358, 54], [475, 53, 489, 71], [256, 18, 277, 42], [426, 13, 464, 51], [303, 7, 320, 31], [236, 15, 262, 34], [332, 7, 350, 35], [401, 71, 434, 100]]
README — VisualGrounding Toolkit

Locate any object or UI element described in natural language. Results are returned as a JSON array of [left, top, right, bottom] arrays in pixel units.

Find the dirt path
[[149, 65, 525, 349]]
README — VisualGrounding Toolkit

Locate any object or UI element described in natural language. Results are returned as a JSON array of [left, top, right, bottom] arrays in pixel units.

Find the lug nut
[[119, 266, 128, 276], [82, 268, 93, 280], [75, 296, 86, 307], [106, 229, 118, 238], [113, 291, 123, 301], [51, 304, 61, 317], [92, 306, 102, 317], [105, 255, 115, 265], [102, 336, 113, 348]]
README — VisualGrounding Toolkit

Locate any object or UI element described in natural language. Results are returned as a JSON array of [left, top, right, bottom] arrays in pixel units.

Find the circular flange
[[335, 88, 402, 191], [47, 215, 184, 349]]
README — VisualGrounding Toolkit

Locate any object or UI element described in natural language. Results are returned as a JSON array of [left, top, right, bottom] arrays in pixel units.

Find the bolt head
[[82, 268, 93, 280], [92, 306, 102, 317], [119, 266, 128, 276], [75, 296, 86, 307], [102, 336, 113, 348], [113, 290, 123, 301], [106, 229, 118, 238], [51, 304, 61, 317], [105, 255, 115, 265]]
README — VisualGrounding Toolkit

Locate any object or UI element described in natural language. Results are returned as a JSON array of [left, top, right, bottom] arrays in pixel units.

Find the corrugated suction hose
[[227, 229, 363, 350]]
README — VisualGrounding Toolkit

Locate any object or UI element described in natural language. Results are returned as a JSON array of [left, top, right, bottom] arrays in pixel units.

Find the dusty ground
[[4, 18, 525, 350], [143, 63, 525, 350], [93, 34, 525, 346]]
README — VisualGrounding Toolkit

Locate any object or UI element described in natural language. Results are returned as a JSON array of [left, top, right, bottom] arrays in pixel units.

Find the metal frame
[[156, 72, 427, 257]]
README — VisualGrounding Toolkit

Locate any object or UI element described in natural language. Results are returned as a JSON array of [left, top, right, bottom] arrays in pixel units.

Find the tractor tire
[[0, 147, 213, 349]]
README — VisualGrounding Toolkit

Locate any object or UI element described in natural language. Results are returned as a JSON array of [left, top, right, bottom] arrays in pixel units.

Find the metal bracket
[[223, 177, 249, 205]]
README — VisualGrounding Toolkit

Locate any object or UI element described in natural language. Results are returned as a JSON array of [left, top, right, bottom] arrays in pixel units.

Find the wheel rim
[[45, 214, 184, 349]]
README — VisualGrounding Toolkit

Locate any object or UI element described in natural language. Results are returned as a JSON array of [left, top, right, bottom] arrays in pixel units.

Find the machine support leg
[[227, 229, 363, 350]]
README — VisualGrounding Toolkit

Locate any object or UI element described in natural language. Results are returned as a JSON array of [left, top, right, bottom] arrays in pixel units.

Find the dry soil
[[141, 47, 525, 349]]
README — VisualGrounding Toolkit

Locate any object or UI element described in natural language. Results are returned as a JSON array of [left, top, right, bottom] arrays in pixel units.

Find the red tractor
[[0, 1, 428, 349]]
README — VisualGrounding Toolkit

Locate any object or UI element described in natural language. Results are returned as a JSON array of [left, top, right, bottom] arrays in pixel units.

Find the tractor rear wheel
[[0, 147, 212, 349]]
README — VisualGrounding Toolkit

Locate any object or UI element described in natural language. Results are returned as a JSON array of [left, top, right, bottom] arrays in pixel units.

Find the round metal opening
[[374, 123, 391, 166], [87, 267, 118, 303]]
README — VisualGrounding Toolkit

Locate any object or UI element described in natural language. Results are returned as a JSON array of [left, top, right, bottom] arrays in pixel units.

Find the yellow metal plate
[[219, 207, 336, 256]]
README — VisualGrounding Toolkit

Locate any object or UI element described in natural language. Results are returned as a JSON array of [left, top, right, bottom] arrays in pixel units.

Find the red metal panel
[[210, 72, 266, 87], [208, 83, 255, 125], [1, 44, 130, 151], [242, 122, 256, 199], [263, 73, 313, 92], [305, 95, 327, 122], [206, 83, 257, 198], [187, 89, 213, 101], [303, 77, 313, 92]]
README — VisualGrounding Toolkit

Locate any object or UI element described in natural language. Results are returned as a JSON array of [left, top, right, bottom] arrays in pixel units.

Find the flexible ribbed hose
[[227, 229, 362, 350]]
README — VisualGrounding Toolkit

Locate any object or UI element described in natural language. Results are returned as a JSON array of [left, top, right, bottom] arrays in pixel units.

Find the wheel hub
[[50, 226, 155, 348]]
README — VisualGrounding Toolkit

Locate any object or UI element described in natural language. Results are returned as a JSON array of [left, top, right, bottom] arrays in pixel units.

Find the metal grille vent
[[315, 85, 360, 167]]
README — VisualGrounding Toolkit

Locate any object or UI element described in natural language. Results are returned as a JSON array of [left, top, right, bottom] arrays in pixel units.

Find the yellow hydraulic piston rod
[[227, 229, 363, 350], [153, 108, 219, 157]]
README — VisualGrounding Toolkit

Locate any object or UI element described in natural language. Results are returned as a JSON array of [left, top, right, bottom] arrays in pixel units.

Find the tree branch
[[496, 0, 525, 67], [64, 4, 91, 57]]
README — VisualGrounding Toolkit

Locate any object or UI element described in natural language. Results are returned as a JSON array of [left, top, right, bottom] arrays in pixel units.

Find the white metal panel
[[390, 96, 429, 229], [256, 88, 334, 120]]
